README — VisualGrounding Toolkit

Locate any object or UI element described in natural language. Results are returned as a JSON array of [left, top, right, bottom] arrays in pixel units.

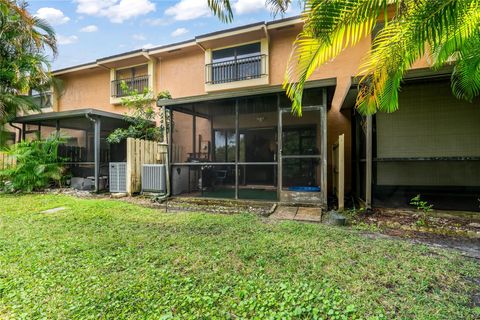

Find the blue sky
[[27, 0, 301, 70]]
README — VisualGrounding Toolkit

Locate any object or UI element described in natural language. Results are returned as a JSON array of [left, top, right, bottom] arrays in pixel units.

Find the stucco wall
[[156, 49, 205, 99], [57, 69, 127, 114], [55, 25, 431, 109]]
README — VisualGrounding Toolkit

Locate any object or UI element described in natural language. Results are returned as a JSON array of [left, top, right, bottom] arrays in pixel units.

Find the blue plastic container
[[288, 186, 321, 192]]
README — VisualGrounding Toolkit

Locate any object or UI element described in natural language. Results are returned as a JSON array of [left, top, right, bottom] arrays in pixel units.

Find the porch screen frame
[[278, 90, 327, 208], [168, 88, 327, 205]]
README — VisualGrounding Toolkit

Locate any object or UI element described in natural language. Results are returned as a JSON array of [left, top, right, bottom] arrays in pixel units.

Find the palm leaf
[[284, 0, 396, 115]]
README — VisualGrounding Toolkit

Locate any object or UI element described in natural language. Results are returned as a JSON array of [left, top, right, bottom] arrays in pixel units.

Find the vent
[[109, 162, 127, 193], [142, 164, 166, 193]]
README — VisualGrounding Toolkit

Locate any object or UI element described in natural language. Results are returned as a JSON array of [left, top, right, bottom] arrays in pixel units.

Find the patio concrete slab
[[270, 206, 297, 220], [294, 207, 322, 222], [271, 206, 322, 222]]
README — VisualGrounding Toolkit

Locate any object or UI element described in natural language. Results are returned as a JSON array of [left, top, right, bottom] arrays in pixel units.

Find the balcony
[[111, 75, 150, 98], [205, 54, 267, 85]]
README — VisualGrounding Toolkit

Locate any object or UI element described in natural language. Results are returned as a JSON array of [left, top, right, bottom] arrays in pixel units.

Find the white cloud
[[57, 35, 78, 45], [165, 0, 211, 21], [75, 0, 114, 15], [171, 27, 188, 37], [133, 34, 146, 41], [233, 0, 268, 15], [144, 18, 168, 26], [75, 0, 155, 23], [141, 43, 155, 49], [79, 25, 98, 32], [34, 7, 70, 25]]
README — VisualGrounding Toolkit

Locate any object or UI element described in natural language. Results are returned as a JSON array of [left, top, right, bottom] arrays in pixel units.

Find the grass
[[0, 194, 478, 319]]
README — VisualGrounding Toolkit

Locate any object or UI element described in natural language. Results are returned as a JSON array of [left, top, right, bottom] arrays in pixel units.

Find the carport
[[12, 109, 130, 192]]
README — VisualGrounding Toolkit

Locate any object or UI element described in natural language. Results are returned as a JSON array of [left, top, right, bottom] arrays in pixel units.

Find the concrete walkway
[[270, 205, 322, 222]]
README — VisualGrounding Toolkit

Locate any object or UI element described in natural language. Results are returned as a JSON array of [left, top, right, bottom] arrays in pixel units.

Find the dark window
[[209, 43, 263, 84], [282, 126, 318, 156], [214, 129, 236, 162], [112, 64, 149, 97], [212, 43, 261, 62]]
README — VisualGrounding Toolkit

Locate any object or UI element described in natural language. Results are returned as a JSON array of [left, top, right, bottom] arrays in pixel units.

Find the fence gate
[[332, 134, 345, 210], [126, 138, 168, 195]]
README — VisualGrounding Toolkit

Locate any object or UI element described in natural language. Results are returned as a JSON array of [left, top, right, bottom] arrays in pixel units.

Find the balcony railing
[[111, 75, 150, 98], [205, 54, 267, 85]]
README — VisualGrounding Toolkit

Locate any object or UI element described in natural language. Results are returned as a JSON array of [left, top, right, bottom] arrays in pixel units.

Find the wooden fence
[[171, 143, 184, 163], [0, 152, 15, 170], [126, 137, 168, 195], [332, 134, 345, 210]]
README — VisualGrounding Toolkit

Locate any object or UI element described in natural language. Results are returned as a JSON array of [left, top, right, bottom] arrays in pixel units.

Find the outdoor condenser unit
[[142, 164, 166, 193], [109, 162, 127, 193]]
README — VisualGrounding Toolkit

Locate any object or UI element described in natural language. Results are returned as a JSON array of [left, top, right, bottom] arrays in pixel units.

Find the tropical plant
[[107, 82, 167, 144], [0, 0, 57, 145], [410, 194, 433, 226], [208, 0, 480, 115], [157, 90, 172, 100], [0, 134, 66, 192]]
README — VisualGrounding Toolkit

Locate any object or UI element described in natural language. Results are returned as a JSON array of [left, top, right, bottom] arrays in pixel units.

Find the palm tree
[[208, 0, 480, 115], [0, 0, 57, 144]]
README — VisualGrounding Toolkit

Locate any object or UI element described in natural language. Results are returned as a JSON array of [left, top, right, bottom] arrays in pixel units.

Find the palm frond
[[266, 0, 293, 16], [356, 0, 480, 114], [284, 0, 396, 115], [208, 0, 234, 23]]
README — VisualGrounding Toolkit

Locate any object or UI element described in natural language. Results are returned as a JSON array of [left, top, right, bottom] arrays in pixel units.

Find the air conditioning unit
[[109, 162, 127, 193], [142, 164, 166, 193]]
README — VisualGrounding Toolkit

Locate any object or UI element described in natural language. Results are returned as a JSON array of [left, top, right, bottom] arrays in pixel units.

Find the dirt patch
[[354, 208, 480, 239], [352, 208, 480, 259], [116, 195, 277, 216]]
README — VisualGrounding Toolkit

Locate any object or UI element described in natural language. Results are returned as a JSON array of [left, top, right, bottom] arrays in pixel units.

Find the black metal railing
[[111, 75, 150, 98], [205, 54, 267, 84]]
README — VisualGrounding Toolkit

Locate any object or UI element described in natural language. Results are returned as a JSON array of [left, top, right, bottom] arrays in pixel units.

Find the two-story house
[[12, 16, 480, 211]]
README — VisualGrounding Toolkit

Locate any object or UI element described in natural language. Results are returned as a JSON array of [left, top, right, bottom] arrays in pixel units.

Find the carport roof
[[13, 108, 125, 123]]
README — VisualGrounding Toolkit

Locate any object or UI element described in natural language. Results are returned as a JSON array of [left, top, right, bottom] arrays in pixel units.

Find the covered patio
[[12, 109, 130, 192], [164, 87, 329, 207]]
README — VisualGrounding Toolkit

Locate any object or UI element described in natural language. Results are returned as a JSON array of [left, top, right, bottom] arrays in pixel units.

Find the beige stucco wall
[[156, 49, 205, 99], [57, 69, 128, 114], [55, 24, 432, 111]]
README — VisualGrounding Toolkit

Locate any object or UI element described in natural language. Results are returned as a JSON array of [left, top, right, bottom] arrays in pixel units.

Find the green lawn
[[0, 194, 478, 319]]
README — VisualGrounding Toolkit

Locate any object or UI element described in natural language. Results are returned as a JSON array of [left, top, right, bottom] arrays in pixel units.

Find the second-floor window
[[111, 64, 149, 97], [30, 90, 52, 109], [206, 42, 266, 84]]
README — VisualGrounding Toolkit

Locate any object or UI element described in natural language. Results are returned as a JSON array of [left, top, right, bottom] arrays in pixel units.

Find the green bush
[[107, 82, 169, 144], [0, 135, 66, 192]]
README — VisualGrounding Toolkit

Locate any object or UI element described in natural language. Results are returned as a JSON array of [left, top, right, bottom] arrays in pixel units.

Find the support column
[[192, 104, 196, 158], [365, 115, 373, 208], [168, 107, 173, 194], [94, 117, 101, 193], [277, 93, 282, 201], [55, 120, 60, 137], [320, 88, 328, 209], [234, 99, 239, 200]]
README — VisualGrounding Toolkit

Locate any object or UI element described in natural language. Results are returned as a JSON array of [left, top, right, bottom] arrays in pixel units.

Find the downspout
[[8, 122, 22, 143]]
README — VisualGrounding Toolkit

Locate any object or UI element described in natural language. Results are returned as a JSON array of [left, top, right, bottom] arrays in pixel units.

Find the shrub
[[0, 135, 66, 192], [107, 83, 170, 144], [410, 194, 433, 226]]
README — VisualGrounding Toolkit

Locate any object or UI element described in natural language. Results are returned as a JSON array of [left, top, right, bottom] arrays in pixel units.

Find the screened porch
[[166, 89, 328, 206]]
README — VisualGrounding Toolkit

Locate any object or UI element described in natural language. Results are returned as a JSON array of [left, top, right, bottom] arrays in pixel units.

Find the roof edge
[[52, 15, 303, 75]]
